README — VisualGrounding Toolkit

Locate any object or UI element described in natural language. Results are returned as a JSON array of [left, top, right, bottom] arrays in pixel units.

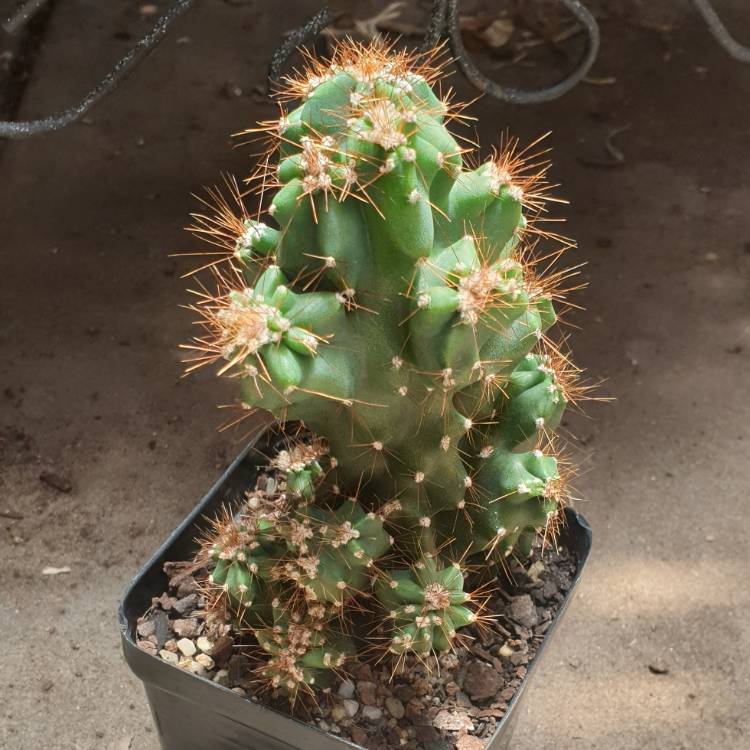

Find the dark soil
[[137, 469, 577, 750]]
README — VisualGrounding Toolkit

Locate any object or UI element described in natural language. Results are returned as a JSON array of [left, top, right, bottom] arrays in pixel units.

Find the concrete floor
[[1, 1, 748, 749]]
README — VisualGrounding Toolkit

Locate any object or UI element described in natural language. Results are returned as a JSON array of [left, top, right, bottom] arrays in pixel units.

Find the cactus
[[255, 601, 354, 695], [186, 40, 585, 694], [375, 558, 479, 656]]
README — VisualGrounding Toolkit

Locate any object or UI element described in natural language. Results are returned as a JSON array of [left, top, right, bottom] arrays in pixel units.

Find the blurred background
[[0, 1, 748, 748]]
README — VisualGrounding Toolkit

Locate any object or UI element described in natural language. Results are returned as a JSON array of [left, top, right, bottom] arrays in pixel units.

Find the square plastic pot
[[119, 426, 592, 750]]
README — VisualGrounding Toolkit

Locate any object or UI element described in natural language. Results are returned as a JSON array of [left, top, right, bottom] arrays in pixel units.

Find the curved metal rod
[[446, 0, 600, 104], [421, 0, 449, 51], [692, 0, 750, 63], [267, 7, 335, 87], [0, 0, 195, 139], [3, 0, 51, 35], [268, 0, 599, 105]]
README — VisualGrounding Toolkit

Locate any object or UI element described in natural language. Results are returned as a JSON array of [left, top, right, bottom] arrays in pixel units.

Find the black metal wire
[[267, 6, 336, 87], [3, 0, 51, 34], [0, 0, 195, 139], [1, 0, 745, 139], [692, 0, 750, 63], [267, 1, 601, 105], [446, 0, 600, 104]]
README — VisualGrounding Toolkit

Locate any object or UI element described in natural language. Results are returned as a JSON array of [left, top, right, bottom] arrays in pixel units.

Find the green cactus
[[255, 601, 354, 695], [375, 558, 477, 655], [188, 40, 582, 690]]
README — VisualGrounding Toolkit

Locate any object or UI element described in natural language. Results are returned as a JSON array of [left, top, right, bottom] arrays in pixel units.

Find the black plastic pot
[[119, 427, 592, 750]]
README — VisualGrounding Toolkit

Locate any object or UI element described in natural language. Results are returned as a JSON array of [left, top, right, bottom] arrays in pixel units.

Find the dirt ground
[[1, 1, 748, 749]]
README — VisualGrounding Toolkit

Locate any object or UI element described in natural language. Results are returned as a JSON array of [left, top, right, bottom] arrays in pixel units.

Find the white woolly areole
[[236, 221, 267, 251], [217, 296, 280, 359], [457, 266, 502, 325]]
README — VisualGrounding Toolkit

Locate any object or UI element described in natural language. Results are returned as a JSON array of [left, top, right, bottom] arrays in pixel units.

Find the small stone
[[415, 725, 440, 742], [136, 619, 155, 639], [385, 697, 405, 719], [176, 576, 200, 597], [196, 636, 213, 653], [462, 661, 503, 701], [231, 687, 246, 696], [394, 684, 416, 702], [176, 638, 197, 657], [361, 706, 383, 722], [444, 681, 459, 697], [455, 690, 473, 709], [343, 699, 360, 718], [153, 610, 171, 648], [457, 736, 486, 750], [541, 580, 558, 599], [172, 619, 199, 638], [354, 663, 374, 681], [412, 677, 431, 696], [157, 593, 177, 611], [173, 594, 199, 615], [159, 650, 179, 665], [498, 640, 515, 657], [509, 595, 538, 628], [350, 726, 368, 745], [338, 679, 356, 699], [195, 653, 215, 670], [433, 708, 474, 732], [357, 680, 378, 705], [162, 639, 178, 652], [213, 669, 230, 687], [187, 660, 205, 676], [406, 698, 425, 719], [439, 652, 459, 670], [527, 560, 545, 581], [330, 704, 347, 722], [137, 640, 157, 656]]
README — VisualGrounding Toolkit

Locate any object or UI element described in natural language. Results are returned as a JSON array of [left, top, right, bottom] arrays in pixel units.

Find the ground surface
[[1, 1, 748, 749]]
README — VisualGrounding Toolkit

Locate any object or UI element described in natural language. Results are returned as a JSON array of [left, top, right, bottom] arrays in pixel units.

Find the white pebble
[[196, 653, 215, 670], [159, 650, 179, 665], [343, 699, 360, 718], [196, 636, 213, 653], [176, 638, 197, 657], [362, 706, 383, 722], [338, 679, 356, 699]]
